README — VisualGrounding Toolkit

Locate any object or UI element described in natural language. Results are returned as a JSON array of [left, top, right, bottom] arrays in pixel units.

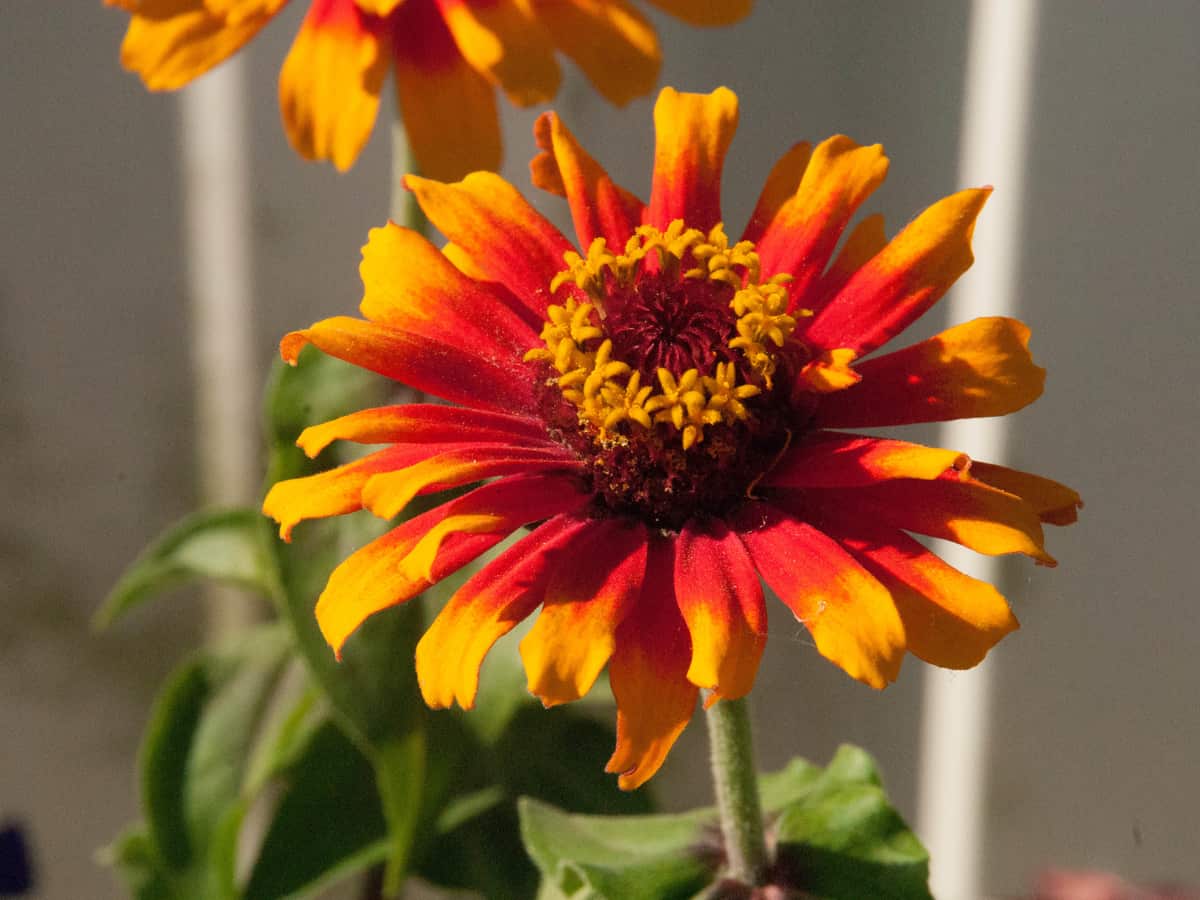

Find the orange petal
[[435, 0, 560, 106], [359, 443, 580, 519], [534, 0, 660, 107], [520, 518, 647, 706], [755, 135, 889, 304], [606, 536, 698, 790], [824, 522, 1019, 670], [118, 0, 282, 91], [742, 141, 813, 243], [812, 213, 888, 310], [674, 519, 766, 702], [280, 315, 534, 413], [814, 316, 1045, 428], [391, 0, 501, 181], [405, 172, 575, 316], [969, 462, 1082, 526], [805, 188, 991, 354], [531, 111, 644, 249], [646, 86, 739, 232], [296, 403, 551, 458], [317, 474, 587, 655], [766, 433, 968, 489], [263, 444, 434, 540], [797, 348, 861, 393], [736, 502, 905, 689], [417, 514, 590, 709], [279, 0, 387, 171], [805, 476, 1054, 565], [640, 0, 752, 26], [358, 222, 539, 349]]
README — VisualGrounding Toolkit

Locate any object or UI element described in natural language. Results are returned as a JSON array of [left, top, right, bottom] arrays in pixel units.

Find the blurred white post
[[179, 59, 259, 641], [917, 1, 1039, 897]]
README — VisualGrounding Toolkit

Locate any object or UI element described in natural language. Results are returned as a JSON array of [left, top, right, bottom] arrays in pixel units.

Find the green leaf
[[130, 625, 291, 897], [519, 799, 715, 900], [242, 720, 389, 900], [99, 825, 172, 900], [95, 508, 278, 629], [773, 746, 931, 900]]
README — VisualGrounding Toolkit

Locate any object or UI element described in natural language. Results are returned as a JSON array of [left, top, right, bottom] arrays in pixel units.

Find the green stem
[[390, 120, 424, 231], [706, 696, 769, 885]]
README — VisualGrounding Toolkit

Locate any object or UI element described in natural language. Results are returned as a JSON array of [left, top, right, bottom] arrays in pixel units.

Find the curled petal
[[607, 535, 698, 790], [756, 136, 889, 304], [735, 502, 905, 689], [359, 222, 539, 349], [417, 514, 590, 709], [804, 188, 991, 354], [968, 462, 1082, 526], [405, 172, 575, 317], [647, 87, 739, 232], [675, 519, 766, 702], [531, 111, 644, 249], [317, 474, 587, 655], [520, 518, 648, 706], [815, 317, 1045, 428], [279, 0, 386, 171]]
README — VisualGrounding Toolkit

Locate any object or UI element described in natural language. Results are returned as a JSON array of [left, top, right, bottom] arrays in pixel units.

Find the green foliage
[[519, 746, 931, 900]]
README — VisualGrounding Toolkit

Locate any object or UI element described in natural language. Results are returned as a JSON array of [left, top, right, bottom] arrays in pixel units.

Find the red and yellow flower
[[108, 0, 752, 179], [264, 87, 1080, 789]]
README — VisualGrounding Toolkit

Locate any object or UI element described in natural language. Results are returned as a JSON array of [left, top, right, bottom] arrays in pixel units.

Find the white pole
[[179, 58, 259, 641], [917, 1, 1039, 897]]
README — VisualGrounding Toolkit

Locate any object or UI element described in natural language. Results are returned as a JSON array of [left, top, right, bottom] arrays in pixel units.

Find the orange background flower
[[109, 0, 753, 178]]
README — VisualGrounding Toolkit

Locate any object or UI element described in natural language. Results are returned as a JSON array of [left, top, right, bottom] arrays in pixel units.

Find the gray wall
[[3, 1, 1198, 896]]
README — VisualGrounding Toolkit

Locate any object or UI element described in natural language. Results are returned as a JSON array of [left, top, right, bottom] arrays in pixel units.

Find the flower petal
[[279, 0, 387, 172], [533, 0, 660, 107], [968, 462, 1082, 526], [646, 87, 739, 232], [741, 141, 813, 243], [520, 518, 648, 706], [118, 0, 282, 90], [296, 403, 552, 458], [812, 213, 887, 308], [766, 433, 968, 489], [755, 135, 889, 307], [735, 502, 904, 689], [606, 535, 698, 790], [360, 443, 581, 519], [359, 222, 540, 348], [390, 0, 501, 181], [531, 111, 645, 249], [819, 519, 1019, 670], [280, 316, 534, 413], [316, 474, 587, 655], [803, 188, 991, 354], [355, 0, 404, 14], [814, 316, 1045, 428], [405, 172, 575, 317], [434, 0, 560, 105], [674, 519, 766, 701], [417, 514, 590, 709], [804, 475, 1055, 564], [640, 0, 752, 26], [263, 444, 436, 540]]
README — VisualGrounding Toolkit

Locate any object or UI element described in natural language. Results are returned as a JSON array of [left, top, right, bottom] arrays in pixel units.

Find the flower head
[[108, 0, 752, 179], [264, 87, 1080, 789]]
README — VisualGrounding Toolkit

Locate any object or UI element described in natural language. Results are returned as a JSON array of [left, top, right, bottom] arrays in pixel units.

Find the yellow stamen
[[528, 220, 803, 446]]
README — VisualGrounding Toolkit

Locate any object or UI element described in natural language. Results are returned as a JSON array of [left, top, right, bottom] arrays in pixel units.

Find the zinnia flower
[[264, 87, 1080, 789], [108, 0, 752, 179]]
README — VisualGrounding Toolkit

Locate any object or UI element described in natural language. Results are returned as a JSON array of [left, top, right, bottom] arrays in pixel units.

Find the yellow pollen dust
[[527, 221, 809, 449]]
